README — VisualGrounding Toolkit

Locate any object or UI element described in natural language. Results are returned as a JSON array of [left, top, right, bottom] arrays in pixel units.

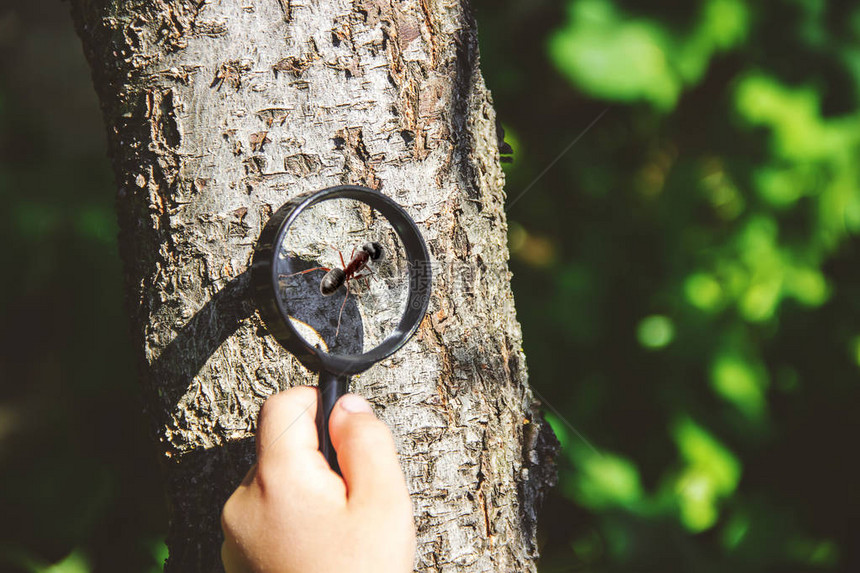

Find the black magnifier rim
[[251, 185, 431, 376]]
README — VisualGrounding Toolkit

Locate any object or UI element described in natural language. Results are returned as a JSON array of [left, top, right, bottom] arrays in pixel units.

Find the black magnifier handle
[[316, 370, 349, 475]]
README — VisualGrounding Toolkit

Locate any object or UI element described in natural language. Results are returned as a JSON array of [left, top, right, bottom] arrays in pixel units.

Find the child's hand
[[221, 386, 416, 573]]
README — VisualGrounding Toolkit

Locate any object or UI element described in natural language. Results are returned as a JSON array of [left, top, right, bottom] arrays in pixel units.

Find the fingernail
[[339, 394, 373, 414]]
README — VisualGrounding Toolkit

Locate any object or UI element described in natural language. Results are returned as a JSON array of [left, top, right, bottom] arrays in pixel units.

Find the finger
[[328, 394, 409, 508], [256, 386, 320, 467], [221, 491, 254, 573]]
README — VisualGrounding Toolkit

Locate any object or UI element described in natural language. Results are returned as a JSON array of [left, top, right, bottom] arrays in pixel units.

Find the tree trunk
[[69, 0, 557, 571]]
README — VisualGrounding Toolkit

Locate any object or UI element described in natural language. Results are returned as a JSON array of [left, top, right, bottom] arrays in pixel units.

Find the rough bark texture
[[69, 0, 557, 571]]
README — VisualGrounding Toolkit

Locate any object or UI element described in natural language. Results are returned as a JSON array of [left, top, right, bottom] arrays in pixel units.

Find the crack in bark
[[276, 0, 292, 22], [211, 59, 252, 90], [146, 88, 182, 150], [334, 126, 381, 189], [272, 53, 316, 77], [518, 407, 561, 558], [449, 0, 482, 203]]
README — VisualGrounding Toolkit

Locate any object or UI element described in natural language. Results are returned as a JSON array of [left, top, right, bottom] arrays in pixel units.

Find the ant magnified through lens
[[280, 241, 385, 338], [273, 199, 408, 355]]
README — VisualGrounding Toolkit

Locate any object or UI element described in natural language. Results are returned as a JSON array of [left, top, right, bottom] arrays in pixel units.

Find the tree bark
[[69, 0, 557, 571]]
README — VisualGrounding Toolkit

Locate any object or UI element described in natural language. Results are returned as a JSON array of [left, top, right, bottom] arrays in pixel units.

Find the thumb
[[328, 394, 409, 508]]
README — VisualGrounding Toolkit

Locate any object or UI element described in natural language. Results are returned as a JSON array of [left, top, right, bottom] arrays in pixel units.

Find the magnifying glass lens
[[273, 198, 409, 356]]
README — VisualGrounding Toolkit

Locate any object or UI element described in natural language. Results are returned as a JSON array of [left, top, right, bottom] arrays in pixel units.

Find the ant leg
[[338, 250, 347, 270], [279, 266, 330, 278], [335, 283, 350, 339], [352, 270, 374, 289]]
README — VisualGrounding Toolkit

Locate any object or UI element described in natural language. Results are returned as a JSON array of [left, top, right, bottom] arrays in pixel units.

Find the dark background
[[2, 0, 859, 571]]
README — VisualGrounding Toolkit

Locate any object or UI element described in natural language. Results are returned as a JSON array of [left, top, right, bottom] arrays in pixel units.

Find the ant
[[282, 241, 384, 339]]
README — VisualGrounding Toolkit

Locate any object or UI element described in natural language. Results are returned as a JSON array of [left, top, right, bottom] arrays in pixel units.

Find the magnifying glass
[[251, 185, 431, 474]]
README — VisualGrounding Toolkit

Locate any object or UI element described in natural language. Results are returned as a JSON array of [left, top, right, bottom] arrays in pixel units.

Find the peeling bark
[[69, 0, 557, 571]]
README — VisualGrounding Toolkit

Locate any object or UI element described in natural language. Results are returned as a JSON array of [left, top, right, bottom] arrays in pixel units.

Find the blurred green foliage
[[549, 0, 749, 109], [0, 1, 166, 571], [475, 0, 860, 570]]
